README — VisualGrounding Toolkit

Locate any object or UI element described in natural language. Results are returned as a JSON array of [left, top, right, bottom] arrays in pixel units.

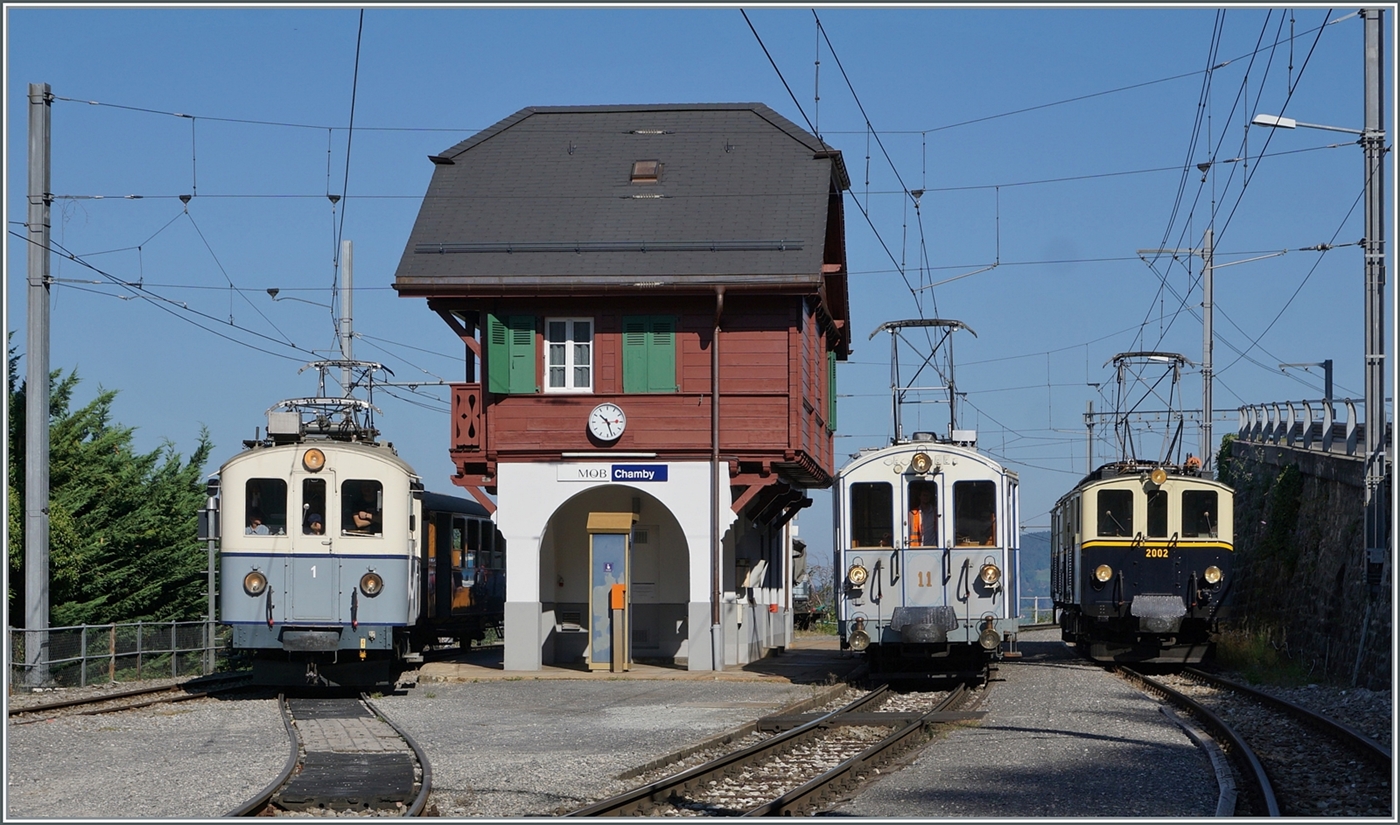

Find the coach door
[[289, 470, 337, 622], [900, 476, 947, 609]]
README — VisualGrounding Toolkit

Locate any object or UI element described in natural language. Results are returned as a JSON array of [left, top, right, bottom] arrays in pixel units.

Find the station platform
[[415, 633, 865, 686]]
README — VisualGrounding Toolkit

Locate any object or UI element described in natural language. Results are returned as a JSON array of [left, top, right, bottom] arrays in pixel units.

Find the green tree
[[7, 351, 212, 626]]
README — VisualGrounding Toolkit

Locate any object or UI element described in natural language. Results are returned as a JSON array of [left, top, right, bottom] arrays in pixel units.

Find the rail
[[8, 620, 233, 689]]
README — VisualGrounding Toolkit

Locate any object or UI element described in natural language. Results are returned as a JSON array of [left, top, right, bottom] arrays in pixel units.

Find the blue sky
[[5, 5, 1394, 558]]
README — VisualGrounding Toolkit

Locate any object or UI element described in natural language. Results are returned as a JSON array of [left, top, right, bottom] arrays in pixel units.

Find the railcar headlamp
[[979, 562, 1002, 587], [1150, 467, 1168, 486], [359, 571, 384, 597], [910, 452, 932, 474], [849, 629, 871, 651], [979, 626, 1002, 650], [1203, 565, 1223, 585], [1094, 564, 1114, 583], [847, 564, 869, 587], [302, 448, 326, 472], [243, 570, 268, 596]]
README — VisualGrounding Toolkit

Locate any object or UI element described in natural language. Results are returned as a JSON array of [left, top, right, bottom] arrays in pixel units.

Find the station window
[[1147, 488, 1168, 537], [245, 479, 287, 536], [545, 318, 593, 392], [907, 480, 938, 547], [1098, 490, 1134, 537], [1182, 490, 1218, 538], [341, 479, 384, 536], [850, 482, 893, 547], [302, 478, 327, 535], [954, 480, 997, 547]]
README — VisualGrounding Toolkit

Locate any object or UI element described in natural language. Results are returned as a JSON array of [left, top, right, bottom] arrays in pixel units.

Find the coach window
[[1147, 488, 1168, 538], [302, 478, 327, 534], [245, 479, 286, 536], [907, 480, 938, 547], [851, 482, 893, 547], [1098, 490, 1133, 537], [342, 480, 384, 536], [954, 480, 997, 546], [1181, 490, 1218, 538]]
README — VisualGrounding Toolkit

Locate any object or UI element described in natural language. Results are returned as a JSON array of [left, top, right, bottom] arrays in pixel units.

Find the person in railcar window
[[342, 480, 383, 535], [246, 510, 270, 535], [908, 481, 938, 547]]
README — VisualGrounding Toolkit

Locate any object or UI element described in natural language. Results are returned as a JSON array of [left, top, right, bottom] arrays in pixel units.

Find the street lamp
[[1249, 8, 1387, 580], [266, 288, 330, 309]]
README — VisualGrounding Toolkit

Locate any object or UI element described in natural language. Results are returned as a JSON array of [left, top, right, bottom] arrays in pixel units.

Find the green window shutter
[[623, 315, 677, 393], [827, 351, 838, 431], [648, 315, 677, 392], [507, 315, 537, 393], [487, 313, 510, 394], [487, 313, 537, 394], [622, 316, 650, 393]]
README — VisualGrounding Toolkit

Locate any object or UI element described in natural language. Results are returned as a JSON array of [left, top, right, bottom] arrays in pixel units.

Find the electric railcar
[[215, 402, 504, 687], [835, 434, 1020, 678], [1051, 461, 1233, 663]]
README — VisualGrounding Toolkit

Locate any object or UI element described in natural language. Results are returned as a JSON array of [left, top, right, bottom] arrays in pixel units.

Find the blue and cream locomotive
[[215, 373, 504, 687], [834, 320, 1020, 678], [1051, 461, 1233, 663], [1051, 351, 1234, 664]]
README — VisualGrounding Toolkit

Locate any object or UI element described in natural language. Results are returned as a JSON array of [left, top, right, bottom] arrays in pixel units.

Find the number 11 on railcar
[[834, 438, 1020, 678]]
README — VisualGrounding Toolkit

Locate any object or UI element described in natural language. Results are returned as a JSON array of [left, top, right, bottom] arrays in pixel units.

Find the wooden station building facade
[[393, 103, 850, 670]]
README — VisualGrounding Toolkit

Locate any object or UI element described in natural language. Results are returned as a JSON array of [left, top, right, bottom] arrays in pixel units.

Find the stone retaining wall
[[1220, 436, 1391, 689]]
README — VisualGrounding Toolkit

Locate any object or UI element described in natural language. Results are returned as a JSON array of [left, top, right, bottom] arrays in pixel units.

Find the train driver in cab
[[342, 481, 383, 535]]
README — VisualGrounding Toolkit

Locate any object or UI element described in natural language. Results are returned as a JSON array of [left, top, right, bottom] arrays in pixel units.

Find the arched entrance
[[537, 485, 690, 666]]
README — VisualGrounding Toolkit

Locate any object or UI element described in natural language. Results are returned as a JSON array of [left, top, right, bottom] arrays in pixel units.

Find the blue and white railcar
[[217, 396, 501, 687], [835, 434, 1020, 677]]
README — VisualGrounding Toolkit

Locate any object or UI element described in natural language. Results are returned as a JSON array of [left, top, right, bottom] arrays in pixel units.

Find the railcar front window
[[907, 480, 939, 547], [245, 479, 287, 535], [302, 478, 327, 535], [954, 480, 997, 546], [1098, 490, 1133, 537], [851, 482, 893, 547], [1147, 489, 1168, 537], [342, 480, 384, 536], [1182, 490, 1218, 537]]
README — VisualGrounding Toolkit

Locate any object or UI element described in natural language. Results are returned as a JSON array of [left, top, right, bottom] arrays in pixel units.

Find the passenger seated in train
[[246, 510, 270, 535], [342, 480, 383, 535], [304, 513, 324, 535]]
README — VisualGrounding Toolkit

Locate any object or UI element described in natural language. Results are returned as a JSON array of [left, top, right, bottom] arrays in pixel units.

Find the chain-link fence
[[9, 621, 234, 689]]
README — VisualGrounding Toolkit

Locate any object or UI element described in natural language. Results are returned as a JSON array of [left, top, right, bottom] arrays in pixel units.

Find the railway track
[[227, 694, 432, 817], [564, 681, 988, 816], [1120, 666, 1392, 818], [7, 673, 254, 721]]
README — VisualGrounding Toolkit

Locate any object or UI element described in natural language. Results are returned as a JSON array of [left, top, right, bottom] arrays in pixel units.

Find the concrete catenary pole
[[25, 83, 52, 687], [1361, 8, 1388, 570], [1201, 227, 1214, 471], [340, 239, 354, 395]]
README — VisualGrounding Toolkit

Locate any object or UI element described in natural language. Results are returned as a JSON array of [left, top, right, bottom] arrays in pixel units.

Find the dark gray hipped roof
[[392, 103, 848, 295]]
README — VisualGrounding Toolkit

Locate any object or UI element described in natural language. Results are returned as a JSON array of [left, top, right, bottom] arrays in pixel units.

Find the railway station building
[[393, 103, 850, 671]]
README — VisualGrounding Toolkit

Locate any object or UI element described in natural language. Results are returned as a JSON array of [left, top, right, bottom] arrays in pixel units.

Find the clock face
[[588, 403, 627, 441]]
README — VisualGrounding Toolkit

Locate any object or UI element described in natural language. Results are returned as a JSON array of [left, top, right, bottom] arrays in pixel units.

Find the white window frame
[[544, 317, 593, 393]]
